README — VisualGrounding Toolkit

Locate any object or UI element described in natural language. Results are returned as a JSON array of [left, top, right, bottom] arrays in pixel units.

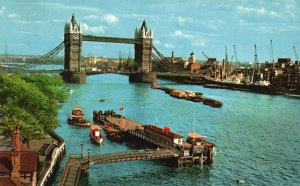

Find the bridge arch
[[62, 15, 154, 83]]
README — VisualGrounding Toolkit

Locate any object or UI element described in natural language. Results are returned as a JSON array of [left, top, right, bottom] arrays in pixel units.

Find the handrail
[[37, 131, 65, 186]]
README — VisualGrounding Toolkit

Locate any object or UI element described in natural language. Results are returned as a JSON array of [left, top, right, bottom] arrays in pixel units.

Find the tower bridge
[[12, 14, 183, 83], [62, 14, 154, 83]]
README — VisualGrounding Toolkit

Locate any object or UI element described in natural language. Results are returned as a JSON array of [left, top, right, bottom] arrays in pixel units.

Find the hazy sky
[[0, 0, 299, 62]]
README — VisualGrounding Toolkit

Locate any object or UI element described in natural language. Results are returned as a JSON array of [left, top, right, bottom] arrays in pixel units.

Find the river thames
[[53, 73, 300, 185]]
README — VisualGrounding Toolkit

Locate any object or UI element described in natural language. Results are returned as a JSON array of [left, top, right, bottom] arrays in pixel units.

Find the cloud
[[165, 43, 175, 49], [0, 6, 5, 15], [236, 5, 281, 17], [128, 14, 156, 21], [154, 40, 161, 45], [192, 40, 205, 47], [177, 16, 193, 26], [20, 31, 33, 34], [8, 13, 20, 18], [85, 14, 119, 24], [256, 26, 273, 32], [102, 14, 119, 24], [85, 15, 101, 20], [82, 23, 106, 34], [53, 19, 64, 23], [170, 30, 193, 39], [39, 3, 100, 12], [239, 19, 255, 26], [16, 20, 42, 24]]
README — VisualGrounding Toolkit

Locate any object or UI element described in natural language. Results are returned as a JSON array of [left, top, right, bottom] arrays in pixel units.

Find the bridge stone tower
[[62, 15, 86, 83], [129, 20, 156, 83]]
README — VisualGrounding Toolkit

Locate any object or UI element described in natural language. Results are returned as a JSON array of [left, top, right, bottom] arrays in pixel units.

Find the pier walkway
[[59, 149, 175, 186]]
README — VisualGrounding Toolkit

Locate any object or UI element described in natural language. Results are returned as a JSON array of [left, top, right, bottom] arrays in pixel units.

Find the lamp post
[[87, 149, 90, 164]]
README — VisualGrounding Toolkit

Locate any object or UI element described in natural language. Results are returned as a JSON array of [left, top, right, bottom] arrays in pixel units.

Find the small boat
[[90, 124, 103, 145], [203, 98, 223, 108], [67, 107, 91, 127], [99, 98, 105, 102]]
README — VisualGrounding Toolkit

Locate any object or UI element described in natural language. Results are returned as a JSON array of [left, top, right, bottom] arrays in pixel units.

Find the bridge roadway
[[82, 35, 142, 44], [59, 149, 176, 186]]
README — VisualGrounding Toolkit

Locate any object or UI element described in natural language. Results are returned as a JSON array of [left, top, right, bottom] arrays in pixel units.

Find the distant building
[[186, 52, 201, 72], [0, 127, 39, 186]]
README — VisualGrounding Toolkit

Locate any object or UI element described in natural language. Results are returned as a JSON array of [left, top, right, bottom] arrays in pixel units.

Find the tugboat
[[67, 107, 91, 127], [90, 124, 103, 145]]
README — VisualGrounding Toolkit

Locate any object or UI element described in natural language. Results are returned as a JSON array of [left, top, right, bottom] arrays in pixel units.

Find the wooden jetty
[[93, 110, 215, 166], [59, 149, 176, 186], [59, 109, 216, 184]]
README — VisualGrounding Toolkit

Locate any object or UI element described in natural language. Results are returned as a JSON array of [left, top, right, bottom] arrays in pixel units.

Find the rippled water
[[52, 74, 300, 185]]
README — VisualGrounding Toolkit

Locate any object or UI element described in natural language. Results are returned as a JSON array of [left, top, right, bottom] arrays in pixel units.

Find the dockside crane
[[233, 44, 241, 67], [252, 44, 259, 83], [293, 46, 299, 62], [202, 51, 209, 60], [223, 45, 229, 79], [270, 40, 274, 63], [254, 44, 258, 68]]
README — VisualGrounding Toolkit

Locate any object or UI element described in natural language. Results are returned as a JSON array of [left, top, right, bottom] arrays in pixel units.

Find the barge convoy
[[93, 109, 215, 166], [151, 84, 223, 108]]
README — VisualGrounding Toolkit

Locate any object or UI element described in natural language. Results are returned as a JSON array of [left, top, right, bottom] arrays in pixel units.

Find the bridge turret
[[63, 14, 86, 83], [64, 14, 82, 34], [135, 20, 153, 39], [131, 20, 155, 83]]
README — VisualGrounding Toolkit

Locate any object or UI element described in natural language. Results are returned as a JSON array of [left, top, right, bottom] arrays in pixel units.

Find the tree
[[0, 72, 68, 140]]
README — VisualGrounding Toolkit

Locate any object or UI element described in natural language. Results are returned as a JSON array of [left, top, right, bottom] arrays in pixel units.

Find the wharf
[[106, 116, 143, 131], [94, 110, 215, 165]]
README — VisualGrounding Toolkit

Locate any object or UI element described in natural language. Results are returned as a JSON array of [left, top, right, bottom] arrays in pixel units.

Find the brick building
[[0, 127, 39, 186]]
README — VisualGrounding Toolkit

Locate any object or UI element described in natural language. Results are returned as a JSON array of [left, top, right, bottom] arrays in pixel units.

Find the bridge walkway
[[87, 149, 175, 167], [59, 155, 83, 186], [59, 149, 176, 186]]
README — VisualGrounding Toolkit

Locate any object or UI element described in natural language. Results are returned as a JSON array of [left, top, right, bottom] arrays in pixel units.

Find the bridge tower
[[62, 14, 86, 83], [129, 20, 156, 83]]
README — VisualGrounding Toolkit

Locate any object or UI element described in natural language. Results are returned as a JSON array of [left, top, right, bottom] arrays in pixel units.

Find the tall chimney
[[12, 126, 20, 151], [11, 126, 21, 186]]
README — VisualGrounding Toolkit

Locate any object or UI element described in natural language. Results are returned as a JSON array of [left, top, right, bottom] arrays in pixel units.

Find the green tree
[[0, 72, 68, 140]]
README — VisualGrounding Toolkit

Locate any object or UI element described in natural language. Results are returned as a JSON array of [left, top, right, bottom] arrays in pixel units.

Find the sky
[[0, 0, 300, 62]]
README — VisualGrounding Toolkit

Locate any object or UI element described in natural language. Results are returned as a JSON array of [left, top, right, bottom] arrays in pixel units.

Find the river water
[[53, 73, 300, 186]]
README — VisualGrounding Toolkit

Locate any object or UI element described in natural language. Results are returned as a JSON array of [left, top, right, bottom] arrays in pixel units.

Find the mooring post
[[200, 153, 204, 165], [81, 144, 84, 159]]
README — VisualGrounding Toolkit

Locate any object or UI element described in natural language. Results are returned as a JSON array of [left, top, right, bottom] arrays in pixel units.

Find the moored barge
[[93, 109, 215, 166]]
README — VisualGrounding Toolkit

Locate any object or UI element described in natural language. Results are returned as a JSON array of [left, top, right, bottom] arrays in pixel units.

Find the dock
[[106, 116, 143, 131], [93, 109, 215, 165], [59, 110, 216, 185]]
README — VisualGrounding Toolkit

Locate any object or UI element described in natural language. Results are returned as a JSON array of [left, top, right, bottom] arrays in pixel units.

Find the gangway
[[59, 149, 175, 186]]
